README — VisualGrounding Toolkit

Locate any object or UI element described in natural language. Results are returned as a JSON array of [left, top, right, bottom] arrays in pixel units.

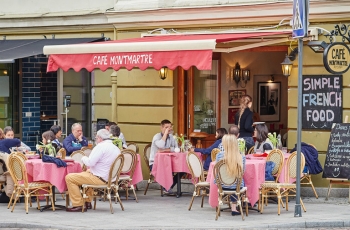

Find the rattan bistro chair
[[57, 148, 66, 159], [260, 152, 306, 215], [70, 150, 86, 171], [143, 144, 163, 196], [118, 149, 138, 202], [126, 142, 139, 153], [82, 154, 125, 214], [7, 154, 55, 214], [210, 148, 221, 163], [246, 146, 255, 155], [186, 152, 210, 211], [299, 143, 319, 198], [213, 160, 248, 221], [81, 147, 92, 157]]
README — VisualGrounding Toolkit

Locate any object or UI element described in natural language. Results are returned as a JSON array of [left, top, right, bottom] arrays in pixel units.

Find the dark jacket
[[63, 134, 88, 156], [0, 139, 21, 154], [194, 139, 222, 170], [291, 142, 323, 175], [235, 108, 254, 137]]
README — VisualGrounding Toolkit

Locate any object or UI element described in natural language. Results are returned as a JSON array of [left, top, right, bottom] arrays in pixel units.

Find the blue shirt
[[0, 139, 21, 154], [194, 139, 222, 170], [63, 133, 88, 156]]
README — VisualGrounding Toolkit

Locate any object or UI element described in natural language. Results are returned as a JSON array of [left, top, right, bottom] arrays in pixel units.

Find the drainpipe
[[111, 71, 118, 123]]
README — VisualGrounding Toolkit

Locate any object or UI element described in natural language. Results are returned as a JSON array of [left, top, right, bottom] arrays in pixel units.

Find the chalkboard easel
[[324, 116, 350, 203]]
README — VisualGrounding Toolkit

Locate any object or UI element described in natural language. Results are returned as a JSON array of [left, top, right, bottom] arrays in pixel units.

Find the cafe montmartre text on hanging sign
[[302, 75, 342, 129], [322, 123, 350, 179]]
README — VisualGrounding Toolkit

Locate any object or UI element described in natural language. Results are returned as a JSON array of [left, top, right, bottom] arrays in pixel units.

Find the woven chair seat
[[82, 184, 111, 189], [20, 182, 52, 188], [195, 181, 210, 187], [119, 175, 131, 180], [222, 186, 247, 195], [261, 182, 296, 189]]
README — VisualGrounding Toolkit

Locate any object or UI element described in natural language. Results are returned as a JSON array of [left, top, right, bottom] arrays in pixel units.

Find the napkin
[[42, 155, 67, 168]]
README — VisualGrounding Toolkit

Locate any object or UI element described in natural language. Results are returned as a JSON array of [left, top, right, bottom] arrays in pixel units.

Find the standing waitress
[[235, 95, 254, 151]]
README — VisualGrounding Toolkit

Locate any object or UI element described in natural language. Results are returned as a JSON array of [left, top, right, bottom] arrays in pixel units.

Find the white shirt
[[119, 132, 127, 149], [82, 140, 120, 181], [149, 133, 178, 166]]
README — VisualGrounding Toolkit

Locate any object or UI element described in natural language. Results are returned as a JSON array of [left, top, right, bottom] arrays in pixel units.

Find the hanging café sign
[[323, 42, 350, 74]]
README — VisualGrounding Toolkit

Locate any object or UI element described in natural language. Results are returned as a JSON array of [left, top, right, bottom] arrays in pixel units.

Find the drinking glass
[[88, 140, 93, 149], [282, 147, 288, 154], [256, 149, 262, 154]]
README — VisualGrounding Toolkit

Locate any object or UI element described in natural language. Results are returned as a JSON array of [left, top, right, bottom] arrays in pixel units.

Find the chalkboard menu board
[[302, 75, 342, 130], [322, 123, 350, 179]]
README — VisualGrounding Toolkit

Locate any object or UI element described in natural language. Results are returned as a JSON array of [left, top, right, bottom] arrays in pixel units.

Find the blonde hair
[[237, 95, 252, 129], [222, 134, 243, 178]]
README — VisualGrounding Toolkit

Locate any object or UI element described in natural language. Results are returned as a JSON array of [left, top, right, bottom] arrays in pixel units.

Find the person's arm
[[263, 142, 273, 151], [216, 151, 224, 162], [82, 147, 100, 167], [20, 142, 31, 151], [5, 139, 21, 152], [244, 110, 254, 132], [80, 136, 88, 147], [63, 136, 80, 154], [195, 139, 221, 155]]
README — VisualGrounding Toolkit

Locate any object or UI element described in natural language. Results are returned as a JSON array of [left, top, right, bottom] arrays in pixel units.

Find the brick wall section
[[21, 55, 57, 149]]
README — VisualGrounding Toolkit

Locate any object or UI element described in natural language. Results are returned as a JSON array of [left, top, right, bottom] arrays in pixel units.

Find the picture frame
[[228, 89, 246, 106], [228, 108, 239, 124], [257, 82, 281, 122]]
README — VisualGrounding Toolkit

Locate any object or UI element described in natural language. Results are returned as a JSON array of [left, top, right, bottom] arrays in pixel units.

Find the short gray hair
[[96, 129, 111, 140], [71, 123, 82, 131]]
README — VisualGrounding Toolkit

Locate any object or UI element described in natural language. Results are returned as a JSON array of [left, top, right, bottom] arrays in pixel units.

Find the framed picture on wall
[[229, 89, 246, 106], [257, 82, 281, 122], [228, 108, 240, 124]]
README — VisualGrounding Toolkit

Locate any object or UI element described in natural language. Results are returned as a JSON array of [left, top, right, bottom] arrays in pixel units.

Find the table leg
[[176, 173, 182, 198], [40, 186, 67, 212]]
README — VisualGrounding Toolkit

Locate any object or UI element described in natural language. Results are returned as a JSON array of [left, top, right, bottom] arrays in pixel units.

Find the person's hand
[[190, 148, 195, 152], [78, 133, 83, 142]]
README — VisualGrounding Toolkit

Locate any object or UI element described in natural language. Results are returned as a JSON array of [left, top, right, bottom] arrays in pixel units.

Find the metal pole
[[294, 37, 303, 217]]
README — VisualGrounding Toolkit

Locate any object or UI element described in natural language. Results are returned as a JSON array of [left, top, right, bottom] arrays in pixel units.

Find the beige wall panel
[[67, 105, 84, 120], [93, 88, 112, 104], [118, 124, 162, 143], [63, 70, 83, 86], [137, 143, 149, 178], [287, 130, 330, 152], [117, 106, 173, 124], [287, 88, 298, 108], [117, 69, 174, 87], [117, 32, 142, 40], [63, 87, 85, 104], [93, 105, 112, 121], [117, 88, 173, 105], [287, 108, 297, 128], [93, 69, 114, 86]]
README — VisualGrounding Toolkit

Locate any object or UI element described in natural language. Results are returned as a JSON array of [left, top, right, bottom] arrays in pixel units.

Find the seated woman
[[0, 128, 21, 154], [190, 128, 227, 171], [216, 134, 246, 216], [109, 125, 124, 150], [253, 123, 273, 153], [4, 126, 31, 152], [50, 125, 63, 149], [39, 131, 60, 156]]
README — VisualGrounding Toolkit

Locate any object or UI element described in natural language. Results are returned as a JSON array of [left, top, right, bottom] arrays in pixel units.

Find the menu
[[322, 123, 350, 179]]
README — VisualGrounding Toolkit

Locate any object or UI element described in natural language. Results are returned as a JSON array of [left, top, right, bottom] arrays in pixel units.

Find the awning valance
[[44, 31, 291, 72], [0, 38, 105, 62]]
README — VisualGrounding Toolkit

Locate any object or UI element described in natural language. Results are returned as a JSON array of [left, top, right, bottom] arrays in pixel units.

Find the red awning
[[44, 31, 290, 72]]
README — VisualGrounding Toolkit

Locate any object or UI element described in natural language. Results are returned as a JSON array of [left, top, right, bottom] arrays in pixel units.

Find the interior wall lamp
[[267, 75, 275, 83], [307, 41, 328, 53], [159, 66, 168, 80], [281, 48, 298, 77], [0, 69, 8, 75], [232, 62, 250, 88]]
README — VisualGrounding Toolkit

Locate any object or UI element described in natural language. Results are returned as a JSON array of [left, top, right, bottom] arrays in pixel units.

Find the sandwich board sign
[[292, 0, 308, 38]]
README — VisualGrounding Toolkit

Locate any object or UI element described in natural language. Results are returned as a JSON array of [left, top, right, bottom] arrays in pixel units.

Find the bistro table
[[152, 152, 201, 198], [25, 158, 82, 211], [206, 159, 266, 208]]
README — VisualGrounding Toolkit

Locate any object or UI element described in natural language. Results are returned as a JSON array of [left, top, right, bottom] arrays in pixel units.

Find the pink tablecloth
[[121, 154, 143, 185], [206, 159, 266, 207], [25, 159, 82, 193], [151, 152, 201, 191]]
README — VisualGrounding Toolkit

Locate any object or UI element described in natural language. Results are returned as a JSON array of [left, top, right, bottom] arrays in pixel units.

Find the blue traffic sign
[[292, 0, 308, 38]]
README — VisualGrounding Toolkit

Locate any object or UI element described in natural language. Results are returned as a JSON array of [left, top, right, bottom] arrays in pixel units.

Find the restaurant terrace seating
[[82, 154, 125, 214], [213, 160, 248, 221], [186, 151, 210, 211], [260, 152, 306, 215], [118, 149, 138, 202], [143, 144, 163, 196], [7, 154, 55, 214], [126, 142, 139, 153], [70, 150, 86, 171]]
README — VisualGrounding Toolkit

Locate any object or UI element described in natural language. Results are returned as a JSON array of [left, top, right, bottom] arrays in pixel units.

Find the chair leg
[[36, 191, 40, 210], [300, 198, 306, 212], [160, 185, 164, 197], [201, 193, 204, 208], [188, 192, 195, 211], [65, 193, 70, 208], [277, 191, 281, 215], [238, 198, 244, 221], [285, 192, 289, 211], [116, 191, 124, 211], [130, 185, 138, 203], [326, 182, 332, 201], [144, 180, 151, 195], [108, 188, 114, 214], [49, 187, 55, 212], [82, 187, 86, 213], [11, 191, 19, 212], [309, 179, 319, 199], [8, 189, 16, 209], [215, 206, 219, 221], [25, 193, 29, 214]]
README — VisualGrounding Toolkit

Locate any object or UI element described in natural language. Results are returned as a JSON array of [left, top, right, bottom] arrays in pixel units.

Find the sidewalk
[[0, 188, 349, 229]]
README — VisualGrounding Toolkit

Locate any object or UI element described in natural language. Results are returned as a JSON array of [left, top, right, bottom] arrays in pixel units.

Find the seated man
[[65, 129, 121, 212], [149, 119, 180, 193], [218, 125, 240, 152], [63, 123, 88, 156], [105, 121, 127, 148]]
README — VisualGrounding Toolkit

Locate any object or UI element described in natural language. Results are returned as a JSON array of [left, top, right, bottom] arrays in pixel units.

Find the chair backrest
[[127, 142, 139, 153], [308, 143, 317, 150], [11, 152, 27, 162], [108, 154, 125, 186], [7, 154, 28, 187], [286, 151, 305, 182], [121, 149, 137, 177], [143, 144, 151, 170], [214, 160, 242, 193], [266, 149, 284, 182], [81, 148, 92, 157], [186, 152, 205, 183], [57, 148, 66, 159], [211, 148, 220, 162], [70, 150, 86, 169], [246, 146, 254, 155]]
